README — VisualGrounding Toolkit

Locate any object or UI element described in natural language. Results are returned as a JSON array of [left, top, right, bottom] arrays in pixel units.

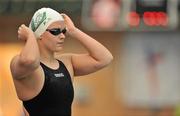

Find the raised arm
[[10, 24, 40, 80], [62, 14, 113, 76]]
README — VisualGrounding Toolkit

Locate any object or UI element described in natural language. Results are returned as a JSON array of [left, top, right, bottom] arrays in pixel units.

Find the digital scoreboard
[[124, 0, 179, 31], [81, 0, 179, 31]]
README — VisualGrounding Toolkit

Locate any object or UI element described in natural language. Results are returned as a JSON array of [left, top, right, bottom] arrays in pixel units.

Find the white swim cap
[[29, 7, 64, 38]]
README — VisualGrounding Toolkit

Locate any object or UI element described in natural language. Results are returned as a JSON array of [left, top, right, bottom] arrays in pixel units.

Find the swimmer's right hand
[[18, 24, 35, 41]]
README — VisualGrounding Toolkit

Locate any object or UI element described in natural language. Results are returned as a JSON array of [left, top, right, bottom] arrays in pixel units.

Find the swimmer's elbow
[[19, 55, 40, 69], [100, 54, 113, 67]]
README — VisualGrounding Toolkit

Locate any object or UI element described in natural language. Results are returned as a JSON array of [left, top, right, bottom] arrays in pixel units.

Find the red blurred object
[[127, 11, 168, 27], [143, 11, 168, 27], [127, 11, 140, 27]]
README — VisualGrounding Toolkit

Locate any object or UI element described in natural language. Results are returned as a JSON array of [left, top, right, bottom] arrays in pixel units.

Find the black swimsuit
[[23, 60, 74, 116]]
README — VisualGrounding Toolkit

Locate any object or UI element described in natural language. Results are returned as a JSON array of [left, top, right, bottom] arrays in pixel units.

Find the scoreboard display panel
[[125, 0, 179, 31], [81, 0, 179, 31]]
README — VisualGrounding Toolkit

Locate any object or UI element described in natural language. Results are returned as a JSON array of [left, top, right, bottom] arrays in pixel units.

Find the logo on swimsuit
[[54, 73, 64, 78]]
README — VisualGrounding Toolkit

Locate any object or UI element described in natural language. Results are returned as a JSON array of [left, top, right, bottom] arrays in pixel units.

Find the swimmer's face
[[39, 21, 66, 52]]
